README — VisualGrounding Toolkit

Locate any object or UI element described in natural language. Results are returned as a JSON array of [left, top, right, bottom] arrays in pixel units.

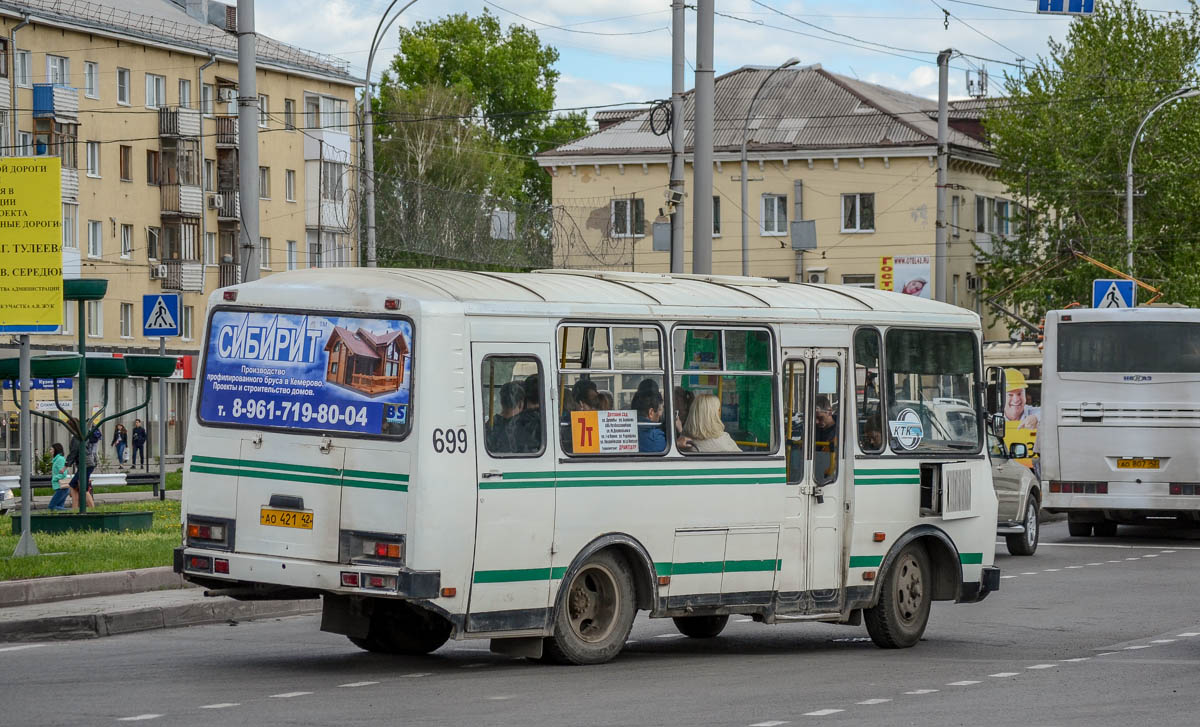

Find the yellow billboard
[[0, 157, 63, 333]]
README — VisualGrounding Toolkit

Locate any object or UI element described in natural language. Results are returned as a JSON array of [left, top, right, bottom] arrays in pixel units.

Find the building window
[[16, 131, 32, 156], [145, 73, 166, 108], [841, 193, 875, 232], [205, 231, 216, 265], [120, 303, 133, 339], [182, 306, 194, 340], [0, 39, 8, 79], [761, 194, 787, 235], [950, 195, 961, 239], [87, 220, 102, 258], [712, 195, 721, 236], [118, 145, 132, 181], [62, 202, 78, 249], [842, 274, 875, 288], [14, 50, 30, 88], [202, 83, 214, 116], [610, 198, 645, 237], [994, 199, 1010, 236], [120, 224, 132, 259], [85, 142, 101, 177], [259, 237, 271, 269], [203, 159, 214, 192], [116, 68, 130, 104], [303, 93, 349, 129], [146, 150, 160, 185], [258, 94, 269, 127], [320, 161, 344, 201], [178, 78, 192, 108], [285, 169, 296, 202], [284, 98, 296, 129], [84, 61, 99, 98], [287, 240, 297, 270], [307, 231, 321, 268], [258, 166, 270, 198], [46, 55, 69, 85], [147, 226, 160, 260], [952, 274, 960, 306], [86, 300, 102, 338], [61, 304, 72, 335]]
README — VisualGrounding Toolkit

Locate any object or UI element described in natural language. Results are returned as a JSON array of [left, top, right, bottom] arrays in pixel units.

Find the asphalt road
[[5, 520, 1199, 727]]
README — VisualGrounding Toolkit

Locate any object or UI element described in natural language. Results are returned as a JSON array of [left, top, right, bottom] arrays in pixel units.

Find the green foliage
[[982, 0, 1200, 313], [34, 448, 53, 476]]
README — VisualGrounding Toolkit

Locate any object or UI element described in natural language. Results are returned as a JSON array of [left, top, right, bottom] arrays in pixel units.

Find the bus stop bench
[[0, 472, 162, 490]]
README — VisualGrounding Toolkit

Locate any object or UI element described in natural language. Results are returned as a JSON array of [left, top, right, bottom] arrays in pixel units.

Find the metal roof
[[541, 64, 989, 159]]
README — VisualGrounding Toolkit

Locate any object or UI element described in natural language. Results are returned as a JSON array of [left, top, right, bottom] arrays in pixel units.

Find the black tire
[[543, 550, 636, 665], [1067, 520, 1093, 537], [865, 543, 932, 649], [1093, 521, 1118, 538], [672, 615, 729, 638], [1006, 499, 1040, 556], [348, 600, 452, 655]]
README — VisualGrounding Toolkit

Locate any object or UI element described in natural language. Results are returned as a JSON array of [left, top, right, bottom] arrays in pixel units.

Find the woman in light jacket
[[683, 394, 741, 453], [47, 443, 70, 511]]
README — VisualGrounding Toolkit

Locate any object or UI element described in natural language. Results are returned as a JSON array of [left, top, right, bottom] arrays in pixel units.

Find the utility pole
[[669, 0, 685, 274], [935, 49, 951, 303], [237, 0, 260, 280], [691, 0, 714, 274]]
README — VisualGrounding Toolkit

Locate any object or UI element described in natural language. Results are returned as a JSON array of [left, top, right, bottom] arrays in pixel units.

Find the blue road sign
[[1038, 0, 1094, 14], [1092, 279, 1136, 309], [143, 293, 180, 336]]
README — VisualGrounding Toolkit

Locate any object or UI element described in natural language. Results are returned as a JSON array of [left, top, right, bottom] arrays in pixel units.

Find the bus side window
[[785, 360, 806, 482], [480, 356, 544, 457], [813, 360, 841, 486], [854, 328, 884, 454]]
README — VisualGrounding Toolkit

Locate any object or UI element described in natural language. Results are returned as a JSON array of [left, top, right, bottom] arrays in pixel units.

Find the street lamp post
[[362, 0, 420, 269], [1126, 86, 1200, 274], [741, 58, 799, 277]]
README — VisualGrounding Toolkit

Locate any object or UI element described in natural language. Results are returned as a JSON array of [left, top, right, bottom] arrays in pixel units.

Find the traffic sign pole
[[158, 337, 166, 501], [13, 336, 38, 557]]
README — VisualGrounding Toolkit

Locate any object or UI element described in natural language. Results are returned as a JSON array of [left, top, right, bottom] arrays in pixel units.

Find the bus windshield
[[885, 328, 980, 453], [1057, 321, 1200, 373]]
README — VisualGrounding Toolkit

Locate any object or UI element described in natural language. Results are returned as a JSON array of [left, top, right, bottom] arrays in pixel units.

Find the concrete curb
[[0, 597, 321, 643], [0, 566, 192, 609]]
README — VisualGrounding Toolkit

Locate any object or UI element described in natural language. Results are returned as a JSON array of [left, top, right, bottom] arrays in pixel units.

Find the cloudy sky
[[256, 1, 1194, 114]]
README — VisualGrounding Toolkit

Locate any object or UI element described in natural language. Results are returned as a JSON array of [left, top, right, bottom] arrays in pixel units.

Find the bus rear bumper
[[174, 547, 441, 600], [959, 566, 1000, 603], [1043, 493, 1199, 513]]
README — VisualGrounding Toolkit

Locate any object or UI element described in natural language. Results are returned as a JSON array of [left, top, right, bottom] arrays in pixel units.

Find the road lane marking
[[338, 681, 379, 688], [199, 704, 240, 709], [904, 689, 938, 695], [1178, 633, 1200, 637], [1107, 560, 1123, 563], [402, 672, 432, 678], [655, 633, 686, 639], [1124, 645, 1152, 650], [487, 696, 515, 701], [749, 721, 789, 726], [1161, 550, 1177, 553], [1097, 652, 1116, 656], [803, 709, 844, 716], [625, 640, 638, 645], [857, 698, 891, 705], [1001, 575, 1016, 579], [269, 692, 312, 698], [989, 672, 1019, 677], [1150, 640, 1176, 644], [1087, 563, 1103, 566], [1143, 554, 1159, 558], [1036, 543, 1200, 551], [1021, 572, 1038, 575], [117, 716, 162, 722], [1027, 664, 1055, 669], [1043, 568, 1060, 572], [1125, 557, 1141, 561], [0, 644, 45, 653], [1065, 566, 1082, 569], [948, 680, 980, 686], [461, 663, 492, 668], [737, 618, 754, 623], [1061, 658, 1090, 662]]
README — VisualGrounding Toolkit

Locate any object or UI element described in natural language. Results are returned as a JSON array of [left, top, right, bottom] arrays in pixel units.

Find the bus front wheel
[[865, 543, 931, 649], [673, 615, 729, 638], [543, 550, 636, 665], [348, 600, 452, 656]]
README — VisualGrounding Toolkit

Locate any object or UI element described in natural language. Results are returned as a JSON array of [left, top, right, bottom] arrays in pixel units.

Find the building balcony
[[215, 115, 238, 147], [214, 188, 239, 220], [32, 84, 78, 119], [218, 261, 242, 288], [159, 107, 201, 137], [0, 78, 9, 111], [162, 259, 204, 292], [974, 232, 993, 261], [161, 183, 204, 216], [302, 127, 351, 161], [61, 166, 79, 200]]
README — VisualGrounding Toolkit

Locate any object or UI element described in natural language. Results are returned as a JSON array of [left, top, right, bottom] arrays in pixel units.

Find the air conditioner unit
[[217, 87, 237, 103], [208, 193, 224, 210], [966, 274, 982, 292], [806, 270, 827, 284], [150, 263, 167, 279]]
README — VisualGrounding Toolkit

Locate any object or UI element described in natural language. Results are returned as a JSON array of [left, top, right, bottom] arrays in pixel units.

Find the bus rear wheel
[[348, 601, 452, 656], [865, 543, 931, 649], [1093, 521, 1118, 537], [673, 615, 729, 638], [543, 551, 636, 665]]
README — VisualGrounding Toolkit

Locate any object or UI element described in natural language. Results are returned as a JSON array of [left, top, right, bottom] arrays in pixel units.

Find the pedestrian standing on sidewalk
[[68, 428, 99, 510], [131, 419, 147, 467], [47, 443, 70, 511], [111, 423, 129, 466]]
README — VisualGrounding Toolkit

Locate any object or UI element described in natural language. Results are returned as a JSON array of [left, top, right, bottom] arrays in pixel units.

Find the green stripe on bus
[[854, 478, 921, 486], [473, 568, 554, 584], [554, 467, 786, 479], [959, 552, 983, 565], [191, 455, 340, 476], [190, 465, 344, 488], [343, 469, 409, 482], [853, 468, 920, 476], [479, 479, 557, 490], [340, 479, 408, 493], [476, 559, 783, 583], [849, 555, 883, 568], [480, 476, 784, 490]]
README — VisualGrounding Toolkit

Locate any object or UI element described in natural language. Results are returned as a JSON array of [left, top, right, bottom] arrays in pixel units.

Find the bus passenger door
[[467, 343, 555, 633], [797, 350, 848, 610]]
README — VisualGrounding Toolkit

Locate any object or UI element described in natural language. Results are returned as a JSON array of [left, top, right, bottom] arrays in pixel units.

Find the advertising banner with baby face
[[878, 255, 932, 299]]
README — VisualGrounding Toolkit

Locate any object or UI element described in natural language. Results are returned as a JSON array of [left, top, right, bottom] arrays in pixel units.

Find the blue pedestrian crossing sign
[[143, 294, 180, 336], [1092, 279, 1135, 309], [1037, 0, 1094, 14]]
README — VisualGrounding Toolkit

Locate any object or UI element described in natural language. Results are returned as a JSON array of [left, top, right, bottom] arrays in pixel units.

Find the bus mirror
[[989, 412, 1005, 437], [985, 366, 1006, 414], [1009, 442, 1028, 459]]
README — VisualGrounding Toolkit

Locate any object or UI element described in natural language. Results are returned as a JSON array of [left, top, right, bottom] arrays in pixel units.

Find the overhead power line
[[482, 1, 668, 36]]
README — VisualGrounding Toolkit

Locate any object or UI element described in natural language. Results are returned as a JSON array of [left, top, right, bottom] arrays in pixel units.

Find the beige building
[[0, 0, 359, 464], [539, 65, 1016, 329]]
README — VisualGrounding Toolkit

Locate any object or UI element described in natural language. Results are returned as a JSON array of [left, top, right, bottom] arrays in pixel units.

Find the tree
[[982, 0, 1200, 313]]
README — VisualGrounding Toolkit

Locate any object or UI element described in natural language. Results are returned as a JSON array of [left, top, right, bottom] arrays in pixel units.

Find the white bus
[[1040, 307, 1200, 536], [175, 269, 1000, 664]]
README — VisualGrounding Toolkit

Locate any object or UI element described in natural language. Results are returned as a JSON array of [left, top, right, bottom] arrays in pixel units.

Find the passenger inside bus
[[515, 373, 543, 452], [633, 386, 667, 453], [486, 381, 526, 454], [683, 394, 741, 452]]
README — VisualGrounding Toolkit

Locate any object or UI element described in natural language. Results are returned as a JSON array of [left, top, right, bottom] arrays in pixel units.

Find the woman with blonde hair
[[683, 394, 740, 453]]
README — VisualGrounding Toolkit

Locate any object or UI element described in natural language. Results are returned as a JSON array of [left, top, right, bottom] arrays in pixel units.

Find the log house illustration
[[324, 326, 408, 395]]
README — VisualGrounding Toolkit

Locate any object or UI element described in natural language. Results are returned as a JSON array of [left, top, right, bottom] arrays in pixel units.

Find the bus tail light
[[186, 517, 232, 548], [187, 555, 212, 572], [1050, 481, 1106, 494], [340, 531, 405, 565], [213, 558, 230, 574], [1170, 483, 1199, 495], [341, 572, 360, 587]]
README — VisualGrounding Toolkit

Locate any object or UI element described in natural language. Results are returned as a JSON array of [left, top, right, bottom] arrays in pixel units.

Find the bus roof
[[1048, 307, 1200, 323], [225, 268, 980, 324]]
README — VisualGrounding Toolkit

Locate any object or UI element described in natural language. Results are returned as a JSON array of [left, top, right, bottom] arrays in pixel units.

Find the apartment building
[[0, 0, 360, 464], [539, 65, 1018, 330]]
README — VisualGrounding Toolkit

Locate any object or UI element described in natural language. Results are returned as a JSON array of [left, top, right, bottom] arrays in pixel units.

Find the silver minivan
[[989, 433, 1041, 555]]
